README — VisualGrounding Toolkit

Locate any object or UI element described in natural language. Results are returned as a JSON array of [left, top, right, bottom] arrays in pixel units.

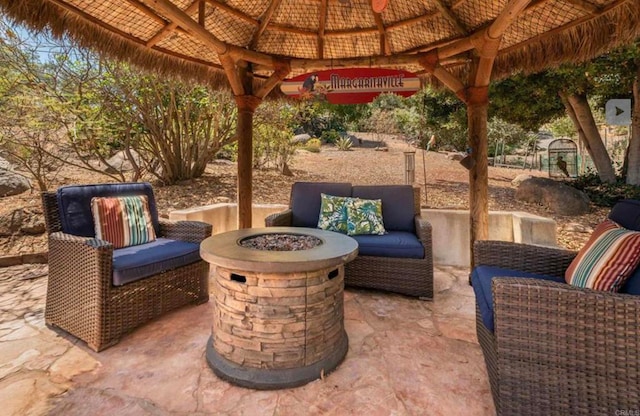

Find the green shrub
[[304, 138, 322, 153], [335, 136, 353, 151], [320, 129, 341, 144], [570, 172, 640, 207]]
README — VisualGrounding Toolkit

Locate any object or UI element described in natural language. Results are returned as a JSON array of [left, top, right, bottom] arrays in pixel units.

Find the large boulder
[[291, 133, 311, 144], [511, 173, 533, 187], [103, 150, 142, 173], [0, 157, 30, 197], [0, 208, 45, 236], [516, 177, 590, 215]]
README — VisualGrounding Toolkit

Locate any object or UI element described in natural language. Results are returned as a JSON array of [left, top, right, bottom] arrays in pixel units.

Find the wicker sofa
[[41, 182, 211, 351], [265, 182, 433, 299], [471, 199, 640, 415]]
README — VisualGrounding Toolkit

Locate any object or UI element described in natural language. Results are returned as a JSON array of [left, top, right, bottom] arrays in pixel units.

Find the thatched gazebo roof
[[3, 0, 639, 258], [3, 1, 639, 91]]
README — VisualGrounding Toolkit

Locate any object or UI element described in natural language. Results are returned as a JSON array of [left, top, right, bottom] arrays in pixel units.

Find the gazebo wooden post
[[466, 85, 490, 265], [222, 58, 290, 229], [235, 93, 261, 229]]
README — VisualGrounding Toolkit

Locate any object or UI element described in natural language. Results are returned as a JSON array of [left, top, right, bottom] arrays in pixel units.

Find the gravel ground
[[0, 133, 608, 256]]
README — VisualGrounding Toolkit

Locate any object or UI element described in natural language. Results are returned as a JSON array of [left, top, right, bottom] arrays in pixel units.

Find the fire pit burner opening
[[239, 233, 323, 251]]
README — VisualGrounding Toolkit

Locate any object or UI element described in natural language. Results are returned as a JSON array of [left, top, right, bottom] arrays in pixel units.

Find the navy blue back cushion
[[57, 182, 160, 237], [351, 185, 415, 232], [611, 199, 640, 295], [290, 182, 352, 227], [609, 199, 640, 231]]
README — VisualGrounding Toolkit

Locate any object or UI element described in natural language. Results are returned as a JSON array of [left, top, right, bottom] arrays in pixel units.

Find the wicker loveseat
[[41, 182, 211, 351], [265, 182, 433, 299], [471, 199, 640, 415]]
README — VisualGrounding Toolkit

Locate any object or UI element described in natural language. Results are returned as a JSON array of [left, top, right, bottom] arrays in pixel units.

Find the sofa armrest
[[474, 240, 576, 278], [265, 209, 293, 227], [50, 231, 113, 248], [414, 215, 433, 256], [47, 232, 114, 305], [159, 220, 212, 243], [492, 277, 640, 410]]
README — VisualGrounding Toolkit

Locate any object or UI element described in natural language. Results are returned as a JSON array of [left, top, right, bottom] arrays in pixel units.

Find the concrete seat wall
[[170, 204, 556, 267]]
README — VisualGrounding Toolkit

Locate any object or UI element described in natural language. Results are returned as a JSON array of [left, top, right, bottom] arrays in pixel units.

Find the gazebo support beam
[[235, 93, 261, 229], [221, 55, 289, 228], [466, 85, 490, 264]]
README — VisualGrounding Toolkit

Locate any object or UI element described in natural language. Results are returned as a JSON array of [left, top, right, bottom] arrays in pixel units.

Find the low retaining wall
[[170, 203, 288, 235], [422, 209, 556, 267], [170, 204, 556, 267]]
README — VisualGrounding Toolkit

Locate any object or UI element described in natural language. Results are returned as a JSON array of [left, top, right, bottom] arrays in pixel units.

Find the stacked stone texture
[[212, 265, 345, 369]]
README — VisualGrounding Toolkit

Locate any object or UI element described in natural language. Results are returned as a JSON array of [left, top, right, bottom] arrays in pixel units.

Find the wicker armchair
[[473, 201, 640, 415], [265, 182, 433, 299], [42, 183, 211, 351]]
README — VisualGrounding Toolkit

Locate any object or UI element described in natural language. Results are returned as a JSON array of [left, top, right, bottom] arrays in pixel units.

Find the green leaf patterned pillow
[[346, 198, 386, 236], [317, 193, 349, 234]]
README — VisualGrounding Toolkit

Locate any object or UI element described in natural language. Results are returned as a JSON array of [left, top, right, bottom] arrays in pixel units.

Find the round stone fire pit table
[[200, 227, 358, 389]]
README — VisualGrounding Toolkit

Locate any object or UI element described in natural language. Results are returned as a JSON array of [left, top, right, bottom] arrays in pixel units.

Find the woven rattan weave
[[41, 189, 211, 352], [474, 240, 640, 415]]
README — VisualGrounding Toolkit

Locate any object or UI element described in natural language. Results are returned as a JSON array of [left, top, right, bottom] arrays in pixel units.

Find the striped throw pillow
[[91, 195, 156, 249], [565, 219, 640, 292]]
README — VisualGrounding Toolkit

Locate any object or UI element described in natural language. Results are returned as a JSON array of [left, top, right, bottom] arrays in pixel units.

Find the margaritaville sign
[[280, 68, 421, 104]]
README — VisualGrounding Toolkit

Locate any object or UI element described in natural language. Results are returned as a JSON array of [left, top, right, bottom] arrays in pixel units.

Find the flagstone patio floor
[[0, 263, 494, 415]]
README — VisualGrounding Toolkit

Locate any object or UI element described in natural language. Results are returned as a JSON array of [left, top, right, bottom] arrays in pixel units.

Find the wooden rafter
[[219, 55, 245, 95], [465, 0, 532, 86], [431, 0, 467, 35], [318, 0, 328, 58], [249, 0, 282, 49], [387, 10, 439, 31], [372, 6, 391, 55], [198, 0, 205, 25], [564, 0, 600, 14], [145, 0, 201, 48], [255, 61, 291, 98], [204, 0, 254, 24], [487, 0, 533, 39], [141, 0, 273, 66], [125, 0, 168, 25]]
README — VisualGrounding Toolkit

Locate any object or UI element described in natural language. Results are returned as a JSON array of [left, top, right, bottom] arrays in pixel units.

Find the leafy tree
[[291, 100, 348, 138], [252, 100, 296, 171], [92, 63, 237, 184], [0, 20, 70, 190], [489, 41, 640, 185], [490, 73, 565, 131]]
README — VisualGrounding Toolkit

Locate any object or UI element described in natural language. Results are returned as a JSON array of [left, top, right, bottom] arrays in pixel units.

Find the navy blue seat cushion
[[351, 231, 424, 259], [351, 185, 415, 233], [112, 238, 200, 286], [290, 182, 352, 228], [472, 266, 565, 333], [57, 183, 160, 237]]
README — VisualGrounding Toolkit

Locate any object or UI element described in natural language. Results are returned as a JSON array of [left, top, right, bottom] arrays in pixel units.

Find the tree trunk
[[565, 93, 616, 183], [560, 93, 591, 158], [627, 64, 640, 185]]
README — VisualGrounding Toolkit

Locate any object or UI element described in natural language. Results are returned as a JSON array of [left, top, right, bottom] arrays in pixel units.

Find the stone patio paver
[[0, 264, 494, 415]]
